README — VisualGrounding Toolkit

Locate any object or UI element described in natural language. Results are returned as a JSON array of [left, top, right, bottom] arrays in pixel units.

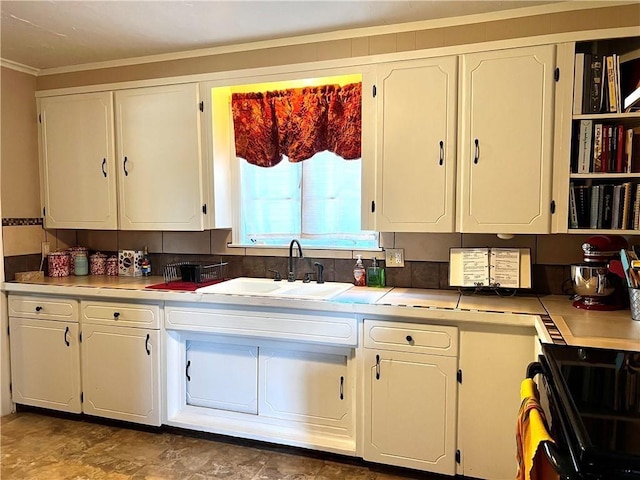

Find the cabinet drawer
[[364, 320, 458, 356], [9, 295, 78, 322], [81, 301, 160, 329]]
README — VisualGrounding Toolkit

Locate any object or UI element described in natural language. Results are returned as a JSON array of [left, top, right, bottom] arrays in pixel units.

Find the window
[[238, 150, 377, 248], [222, 75, 378, 250]]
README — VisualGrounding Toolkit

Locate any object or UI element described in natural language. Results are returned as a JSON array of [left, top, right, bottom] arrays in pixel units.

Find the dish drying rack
[[162, 261, 228, 286]]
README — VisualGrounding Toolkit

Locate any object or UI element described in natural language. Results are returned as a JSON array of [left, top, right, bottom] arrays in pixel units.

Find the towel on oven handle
[[516, 379, 559, 480]]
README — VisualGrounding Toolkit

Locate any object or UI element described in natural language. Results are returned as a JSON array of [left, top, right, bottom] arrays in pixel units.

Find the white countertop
[[3, 277, 639, 352]]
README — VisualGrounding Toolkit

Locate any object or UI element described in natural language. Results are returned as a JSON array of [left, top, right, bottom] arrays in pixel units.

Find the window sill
[[227, 243, 383, 259]]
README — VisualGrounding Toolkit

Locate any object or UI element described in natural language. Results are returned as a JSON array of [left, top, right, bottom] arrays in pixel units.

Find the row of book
[[573, 120, 639, 173], [569, 182, 640, 230], [574, 52, 640, 114]]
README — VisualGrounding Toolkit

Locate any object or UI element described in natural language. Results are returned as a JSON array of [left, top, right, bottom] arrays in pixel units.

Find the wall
[[35, 3, 640, 91]]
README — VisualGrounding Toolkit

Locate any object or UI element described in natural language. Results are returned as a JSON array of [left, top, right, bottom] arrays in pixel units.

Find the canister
[[106, 256, 119, 276], [90, 252, 107, 275], [74, 252, 89, 276], [48, 252, 70, 277]]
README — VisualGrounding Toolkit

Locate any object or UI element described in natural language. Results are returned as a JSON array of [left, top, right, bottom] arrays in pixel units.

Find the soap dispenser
[[353, 255, 366, 286], [367, 256, 385, 288]]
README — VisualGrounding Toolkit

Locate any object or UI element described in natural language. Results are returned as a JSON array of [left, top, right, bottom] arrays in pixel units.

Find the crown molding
[[36, 0, 636, 77], [0, 58, 39, 76]]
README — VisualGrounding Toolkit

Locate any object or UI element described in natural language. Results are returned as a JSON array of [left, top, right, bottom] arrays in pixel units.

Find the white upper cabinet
[[39, 92, 118, 229], [373, 57, 458, 232], [115, 83, 205, 230], [457, 45, 556, 233]]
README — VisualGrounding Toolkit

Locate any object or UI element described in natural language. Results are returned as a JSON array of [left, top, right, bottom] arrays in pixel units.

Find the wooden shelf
[[573, 112, 640, 120], [570, 173, 640, 179], [568, 229, 640, 234]]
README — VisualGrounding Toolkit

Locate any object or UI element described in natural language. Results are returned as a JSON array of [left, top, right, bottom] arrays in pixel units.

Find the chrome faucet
[[288, 239, 303, 282]]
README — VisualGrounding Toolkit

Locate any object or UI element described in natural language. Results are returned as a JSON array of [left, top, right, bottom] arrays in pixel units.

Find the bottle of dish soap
[[353, 254, 366, 286], [367, 256, 385, 288]]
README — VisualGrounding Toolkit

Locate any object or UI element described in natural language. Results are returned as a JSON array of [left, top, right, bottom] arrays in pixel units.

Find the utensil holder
[[628, 287, 640, 321]]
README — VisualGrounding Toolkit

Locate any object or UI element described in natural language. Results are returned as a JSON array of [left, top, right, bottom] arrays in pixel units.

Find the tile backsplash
[[0, 221, 607, 294]]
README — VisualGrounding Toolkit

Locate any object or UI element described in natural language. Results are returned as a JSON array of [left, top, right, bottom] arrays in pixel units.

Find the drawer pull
[[339, 376, 344, 400], [35, 306, 43, 312], [406, 335, 413, 343], [64, 326, 70, 347], [375, 354, 380, 380], [186, 360, 191, 381], [113, 312, 120, 319], [145, 334, 151, 355]]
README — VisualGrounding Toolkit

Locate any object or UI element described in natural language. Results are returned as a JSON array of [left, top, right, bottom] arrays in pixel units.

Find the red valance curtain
[[232, 83, 361, 167]]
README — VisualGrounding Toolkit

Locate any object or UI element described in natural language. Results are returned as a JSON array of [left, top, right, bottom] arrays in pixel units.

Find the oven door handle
[[526, 361, 582, 480]]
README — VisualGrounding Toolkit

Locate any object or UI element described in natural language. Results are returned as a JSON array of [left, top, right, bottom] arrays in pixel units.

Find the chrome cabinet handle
[[439, 141, 444, 166], [101, 158, 107, 177], [123, 156, 129, 176], [473, 139, 480, 164], [64, 326, 70, 346]]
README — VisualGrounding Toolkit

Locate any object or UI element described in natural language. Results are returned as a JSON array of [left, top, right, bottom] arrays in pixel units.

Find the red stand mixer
[[570, 235, 628, 310]]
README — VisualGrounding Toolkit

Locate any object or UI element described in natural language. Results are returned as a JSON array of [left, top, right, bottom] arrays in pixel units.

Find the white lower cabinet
[[259, 347, 349, 429], [81, 324, 161, 426], [363, 320, 458, 475], [80, 300, 162, 426], [185, 339, 258, 414], [8, 295, 82, 413], [9, 317, 82, 413]]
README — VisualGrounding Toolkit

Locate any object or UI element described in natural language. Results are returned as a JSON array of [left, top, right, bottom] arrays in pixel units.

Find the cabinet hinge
[[457, 369, 462, 384], [202, 204, 207, 215], [372, 85, 377, 98], [80, 392, 83, 403], [199, 101, 204, 112], [550, 200, 556, 214], [371, 200, 375, 213], [456, 449, 461, 464], [554, 68, 560, 82]]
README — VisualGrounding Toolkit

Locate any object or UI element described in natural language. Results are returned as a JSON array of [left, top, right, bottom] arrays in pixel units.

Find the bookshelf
[[567, 37, 640, 234]]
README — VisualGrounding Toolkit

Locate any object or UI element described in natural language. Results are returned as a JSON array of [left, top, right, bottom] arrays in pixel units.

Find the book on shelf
[[606, 55, 618, 113], [590, 54, 604, 114], [622, 182, 632, 230], [633, 186, 640, 230], [590, 185, 600, 229], [592, 123, 602, 173], [575, 185, 591, 228], [573, 52, 585, 115], [569, 182, 579, 229], [616, 125, 625, 173], [625, 86, 640, 111], [603, 125, 611, 172], [621, 55, 640, 112], [612, 184, 622, 229], [577, 119, 593, 173], [601, 184, 614, 229]]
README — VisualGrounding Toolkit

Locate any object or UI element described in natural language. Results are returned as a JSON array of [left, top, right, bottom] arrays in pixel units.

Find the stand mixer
[[571, 235, 628, 310]]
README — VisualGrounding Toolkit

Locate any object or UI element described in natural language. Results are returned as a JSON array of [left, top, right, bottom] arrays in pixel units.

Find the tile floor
[[1, 411, 442, 480]]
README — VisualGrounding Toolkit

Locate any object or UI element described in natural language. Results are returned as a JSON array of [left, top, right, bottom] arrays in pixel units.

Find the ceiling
[[1, 1, 564, 72]]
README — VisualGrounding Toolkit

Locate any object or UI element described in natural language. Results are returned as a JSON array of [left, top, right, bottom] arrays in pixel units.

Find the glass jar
[[48, 252, 70, 277], [66, 246, 89, 273], [74, 252, 89, 276]]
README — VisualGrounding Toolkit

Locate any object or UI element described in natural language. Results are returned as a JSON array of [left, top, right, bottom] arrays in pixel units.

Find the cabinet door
[[185, 340, 258, 414], [39, 92, 117, 229], [458, 45, 555, 233], [457, 326, 537, 480], [9, 318, 81, 413], [375, 57, 457, 232], [81, 324, 160, 426], [259, 347, 350, 430], [115, 83, 204, 230], [363, 348, 457, 475]]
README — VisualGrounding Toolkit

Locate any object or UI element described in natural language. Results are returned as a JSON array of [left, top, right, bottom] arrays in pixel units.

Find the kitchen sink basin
[[195, 277, 352, 300]]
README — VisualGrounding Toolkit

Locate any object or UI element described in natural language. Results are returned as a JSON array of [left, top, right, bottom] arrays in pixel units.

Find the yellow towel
[[515, 378, 559, 480]]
